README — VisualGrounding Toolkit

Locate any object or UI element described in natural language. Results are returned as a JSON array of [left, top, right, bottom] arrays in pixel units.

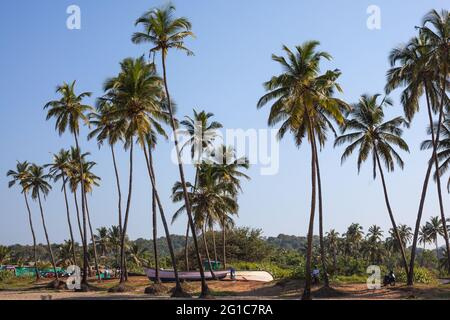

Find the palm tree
[[58, 240, 76, 267], [172, 163, 238, 278], [132, 4, 210, 297], [88, 101, 126, 263], [46, 149, 77, 265], [44, 81, 92, 289], [343, 223, 365, 257], [127, 243, 148, 267], [335, 94, 410, 278], [6, 161, 40, 280], [23, 164, 58, 281], [180, 110, 223, 271], [102, 57, 186, 295], [387, 9, 450, 284], [257, 41, 347, 299], [96, 227, 109, 257], [419, 224, 432, 266], [108, 226, 122, 270], [426, 216, 445, 262], [325, 229, 340, 273], [210, 145, 250, 269]]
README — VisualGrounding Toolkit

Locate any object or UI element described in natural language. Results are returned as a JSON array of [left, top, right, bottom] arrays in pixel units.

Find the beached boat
[[144, 268, 229, 282]]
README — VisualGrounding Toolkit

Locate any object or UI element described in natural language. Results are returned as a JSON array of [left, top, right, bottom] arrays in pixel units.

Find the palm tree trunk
[[152, 188, 160, 283], [120, 141, 134, 284], [37, 191, 58, 280], [147, 144, 160, 283], [110, 145, 123, 257], [302, 131, 317, 300], [142, 141, 184, 293], [161, 52, 209, 296], [73, 190, 84, 242], [222, 218, 227, 270], [84, 194, 101, 281], [73, 133, 88, 287], [212, 225, 218, 263], [203, 223, 217, 279], [62, 175, 77, 266], [374, 149, 410, 277], [409, 80, 450, 284], [184, 221, 190, 271], [313, 140, 329, 287], [24, 193, 39, 280]]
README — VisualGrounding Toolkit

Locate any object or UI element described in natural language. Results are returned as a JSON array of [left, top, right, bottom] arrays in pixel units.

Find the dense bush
[[395, 267, 437, 284], [0, 270, 14, 282]]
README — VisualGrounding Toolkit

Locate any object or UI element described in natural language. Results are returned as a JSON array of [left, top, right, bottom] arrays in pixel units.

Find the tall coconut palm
[[179, 110, 223, 271], [335, 94, 410, 277], [23, 164, 58, 281], [257, 41, 347, 299], [46, 149, 77, 265], [132, 4, 210, 297], [102, 57, 186, 295], [387, 9, 450, 284], [88, 101, 126, 261], [7, 161, 40, 280], [44, 81, 92, 289]]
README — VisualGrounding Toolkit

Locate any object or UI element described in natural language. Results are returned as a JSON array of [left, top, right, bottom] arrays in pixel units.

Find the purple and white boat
[[144, 268, 228, 282]]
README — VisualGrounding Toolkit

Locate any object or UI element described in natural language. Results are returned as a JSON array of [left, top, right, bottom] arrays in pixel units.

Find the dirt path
[[0, 277, 449, 300]]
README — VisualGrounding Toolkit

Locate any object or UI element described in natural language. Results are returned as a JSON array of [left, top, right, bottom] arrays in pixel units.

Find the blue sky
[[0, 0, 448, 245]]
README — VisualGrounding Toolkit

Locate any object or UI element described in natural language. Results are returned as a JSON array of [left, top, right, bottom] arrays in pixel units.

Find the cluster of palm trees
[[257, 9, 449, 299], [6, 4, 250, 298]]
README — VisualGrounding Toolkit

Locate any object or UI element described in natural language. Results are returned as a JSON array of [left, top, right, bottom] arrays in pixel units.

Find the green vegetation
[[3, 5, 450, 300]]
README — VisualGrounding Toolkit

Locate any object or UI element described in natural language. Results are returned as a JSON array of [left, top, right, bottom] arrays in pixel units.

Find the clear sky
[[0, 0, 449, 246]]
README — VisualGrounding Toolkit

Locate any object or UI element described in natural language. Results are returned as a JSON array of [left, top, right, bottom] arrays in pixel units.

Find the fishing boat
[[144, 268, 229, 282]]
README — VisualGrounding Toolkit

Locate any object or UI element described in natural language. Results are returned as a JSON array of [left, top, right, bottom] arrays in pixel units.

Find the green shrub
[[0, 270, 14, 282], [395, 267, 437, 284]]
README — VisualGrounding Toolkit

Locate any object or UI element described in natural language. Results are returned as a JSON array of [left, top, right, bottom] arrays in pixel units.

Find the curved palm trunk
[[148, 143, 160, 283], [374, 149, 409, 277], [409, 79, 450, 284], [142, 142, 183, 293], [184, 221, 190, 271], [302, 137, 317, 300], [120, 142, 133, 284], [61, 175, 77, 266], [313, 141, 329, 287], [84, 195, 101, 281], [110, 145, 123, 254], [37, 192, 58, 280], [222, 218, 227, 270], [24, 193, 40, 280], [74, 133, 89, 287], [203, 223, 217, 279], [161, 52, 209, 297]]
